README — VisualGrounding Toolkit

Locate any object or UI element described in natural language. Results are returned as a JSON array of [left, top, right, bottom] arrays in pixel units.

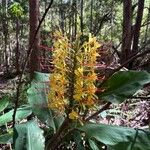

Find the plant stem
[[68, 47, 78, 108], [46, 117, 70, 150]]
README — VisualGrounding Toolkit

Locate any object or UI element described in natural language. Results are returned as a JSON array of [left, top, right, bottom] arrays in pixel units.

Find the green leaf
[[73, 130, 85, 150], [98, 71, 150, 103], [0, 132, 13, 144], [78, 123, 150, 150], [0, 96, 9, 112], [27, 72, 64, 132], [8, 2, 24, 17], [0, 105, 32, 126], [88, 139, 100, 150], [88, 139, 105, 150], [14, 120, 45, 150]]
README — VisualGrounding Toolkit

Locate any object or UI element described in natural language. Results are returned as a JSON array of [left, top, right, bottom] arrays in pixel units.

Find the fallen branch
[[128, 96, 150, 99], [85, 102, 111, 121]]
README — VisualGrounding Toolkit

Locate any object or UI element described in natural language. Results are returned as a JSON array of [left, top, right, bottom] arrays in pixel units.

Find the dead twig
[[85, 102, 111, 121]]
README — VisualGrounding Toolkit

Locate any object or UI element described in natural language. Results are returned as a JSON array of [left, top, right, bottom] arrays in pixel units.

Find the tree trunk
[[68, 1, 72, 39], [129, 0, 145, 69], [73, 0, 77, 39], [90, 0, 93, 33], [2, 0, 9, 73], [80, 0, 83, 34], [121, 0, 132, 67], [60, 0, 64, 33], [29, 0, 40, 79], [15, 19, 20, 73], [132, 0, 145, 53], [143, 3, 150, 51]]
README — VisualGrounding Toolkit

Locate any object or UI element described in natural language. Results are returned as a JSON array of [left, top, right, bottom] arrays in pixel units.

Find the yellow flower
[[69, 110, 79, 120], [73, 93, 83, 101], [84, 72, 97, 81], [76, 53, 83, 64], [84, 96, 95, 106], [75, 67, 83, 77], [74, 67, 84, 101], [49, 100, 65, 112], [87, 84, 96, 94], [88, 34, 100, 49]]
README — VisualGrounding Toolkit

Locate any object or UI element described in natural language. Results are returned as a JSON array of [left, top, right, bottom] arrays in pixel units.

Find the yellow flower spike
[[48, 32, 69, 112], [76, 35, 99, 107], [48, 32, 101, 116], [69, 110, 79, 120]]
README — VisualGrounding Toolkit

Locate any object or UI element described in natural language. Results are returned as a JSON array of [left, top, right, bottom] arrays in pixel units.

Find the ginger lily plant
[[47, 32, 102, 149], [48, 32, 101, 120]]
